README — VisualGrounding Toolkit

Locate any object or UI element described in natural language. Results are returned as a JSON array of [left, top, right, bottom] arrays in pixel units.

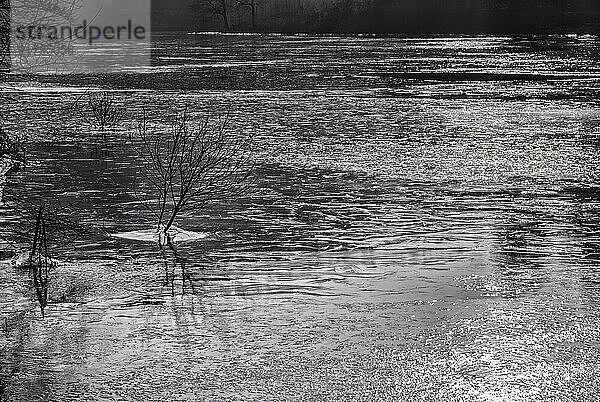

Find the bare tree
[[81, 91, 126, 132], [197, 0, 232, 31], [1, 194, 84, 257], [0, 192, 84, 314], [129, 108, 254, 241], [28, 206, 56, 313], [1, 0, 83, 75]]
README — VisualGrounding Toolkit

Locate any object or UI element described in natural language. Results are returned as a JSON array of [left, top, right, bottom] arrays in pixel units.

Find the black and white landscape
[[2, 1, 600, 401]]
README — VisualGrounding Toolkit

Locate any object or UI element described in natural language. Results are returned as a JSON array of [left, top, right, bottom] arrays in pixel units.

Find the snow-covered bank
[[0, 159, 9, 204], [0, 157, 20, 176], [0, 159, 11, 176]]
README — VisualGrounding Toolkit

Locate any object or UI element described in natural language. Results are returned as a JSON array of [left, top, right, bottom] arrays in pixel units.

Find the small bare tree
[[1, 195, 84, 258], [0, 193, 84, 314], [129, 109, 253, 241], [28, 206, 56, 313], [82, 91, 126, 132]]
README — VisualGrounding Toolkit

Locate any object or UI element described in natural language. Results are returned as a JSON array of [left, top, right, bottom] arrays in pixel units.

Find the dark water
[[1, 34, 600, 401]]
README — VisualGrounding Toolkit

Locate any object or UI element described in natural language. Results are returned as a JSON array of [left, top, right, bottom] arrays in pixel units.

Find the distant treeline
[[154, 0, 600, 34]]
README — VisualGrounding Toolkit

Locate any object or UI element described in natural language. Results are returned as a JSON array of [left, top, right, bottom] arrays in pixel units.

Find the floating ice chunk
[[110, 226, 208, 243], [110, 229, 159, 243]]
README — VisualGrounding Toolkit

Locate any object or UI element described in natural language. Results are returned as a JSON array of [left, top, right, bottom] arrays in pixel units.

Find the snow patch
[[11, 252, 60, 269]]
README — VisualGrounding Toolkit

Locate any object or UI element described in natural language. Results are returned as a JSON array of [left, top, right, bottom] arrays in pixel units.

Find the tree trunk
[[31, 207, 43, 257], [251, 0, 256, 31], [221, 0, 230, 31], [162, 204, 181, 235]]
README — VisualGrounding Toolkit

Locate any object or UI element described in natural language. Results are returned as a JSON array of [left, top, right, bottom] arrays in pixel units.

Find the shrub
[[129, 108, 254, 240], [84, 91, 126, 132], [0, 125, 24, 163]]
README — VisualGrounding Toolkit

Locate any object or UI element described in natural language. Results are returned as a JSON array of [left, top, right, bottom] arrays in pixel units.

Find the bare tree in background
[[197, 0, 232, 31], [1, 0, 82, 170], [129, 108, 254, 242], [0, 0, 82, 76], [1, 0, 82, 145], [234, 0, 261, 31]]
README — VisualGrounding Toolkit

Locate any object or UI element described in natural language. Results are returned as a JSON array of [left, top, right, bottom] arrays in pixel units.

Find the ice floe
[[110, 226, 208, 243]]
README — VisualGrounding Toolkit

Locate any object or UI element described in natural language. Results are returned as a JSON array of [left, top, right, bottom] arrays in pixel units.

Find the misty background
[[153, 0, 600, 34]]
